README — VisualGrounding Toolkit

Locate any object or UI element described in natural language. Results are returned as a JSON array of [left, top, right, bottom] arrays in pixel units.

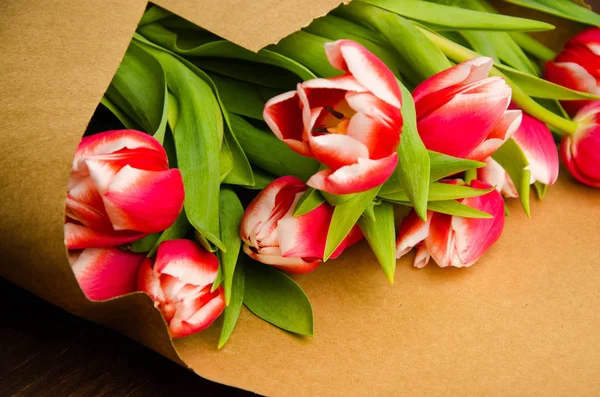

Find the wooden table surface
[[0, 278, 255, 397]]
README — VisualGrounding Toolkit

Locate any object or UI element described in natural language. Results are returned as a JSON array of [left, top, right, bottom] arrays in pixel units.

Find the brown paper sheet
[[1, 0, 599, 396]]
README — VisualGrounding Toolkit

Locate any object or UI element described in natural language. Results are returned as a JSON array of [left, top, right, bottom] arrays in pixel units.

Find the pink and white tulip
[[478, 110, 559, 196], [65, 130, 184, 249], [560, 101, 600, 188], [263, 40, 403, 195], [137, 239, 225, 338], [396, 180, 505, 268], [70, 247, 146, 300], [240, 176, 363, 274], [544, 28, 600, 116], [413, 57, 521, 161]]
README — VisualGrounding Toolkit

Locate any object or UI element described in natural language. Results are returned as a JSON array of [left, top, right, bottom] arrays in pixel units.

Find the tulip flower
[[478, 110, 559, 196], [396, 180, 504, 268], [263, 40, 403, 195], [413, 57, 521, 161], [544, 28, 600, 116], [560, 101, 600, 188], [240, 176, 363, 274], [64, 130, 185, 249], [70, 247, 146, 300], [137, 239, 225, 338]]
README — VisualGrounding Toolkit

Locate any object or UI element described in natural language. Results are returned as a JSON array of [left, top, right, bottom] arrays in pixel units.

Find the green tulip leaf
[[139, 5, 172, 26], [132, 39, 225, 250], [359, 0, 554, 31], [358, 201, 397, 283], [294, 188, 326, 216], [99, 97, 140, 131], [229, 114, 319, 182], [395, 199, 493, 219], [337, 1, 451, 81], [534, 181, 549, 200], [324, 186, 381, 261], [270, 31, 339, 77], [207, 73, 279, 120], [502, 0, 600, 26], [244, 260, 314, 336], [146, 210, 193, 257], [392, 82, 430, 219], [246, 167, 277, 190], [104, 41, 168, 143], [129, 233, 161, 253], [380, 181, 493, 202], [138, 23, 316, 80], [492, 137, 532, 217], [218, 256, 245, 348], [496, 63, 600, 100], [218, 188, 244, 305], [135, 33, 255, 188], [428, 151, 486, 182]]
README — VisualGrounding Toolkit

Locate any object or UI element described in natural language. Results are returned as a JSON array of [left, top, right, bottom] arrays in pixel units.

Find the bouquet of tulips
[[64, 0, 600, 345]]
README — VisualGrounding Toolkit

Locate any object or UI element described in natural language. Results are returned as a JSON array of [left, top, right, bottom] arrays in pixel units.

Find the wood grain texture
[[0, 277, 254, 397]]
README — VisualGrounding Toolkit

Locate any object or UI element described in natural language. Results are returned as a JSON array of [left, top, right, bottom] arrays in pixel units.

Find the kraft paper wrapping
[[1, 0, 599, 396]]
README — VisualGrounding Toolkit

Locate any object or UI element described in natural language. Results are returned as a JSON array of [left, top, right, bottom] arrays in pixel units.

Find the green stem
[[509, 32, 556, 62], [464, 168, 477, 184], [419, 27, 579, 136]]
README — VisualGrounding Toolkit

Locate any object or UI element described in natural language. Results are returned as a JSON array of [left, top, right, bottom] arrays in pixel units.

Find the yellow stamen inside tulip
[[327, 118, 350, 134]]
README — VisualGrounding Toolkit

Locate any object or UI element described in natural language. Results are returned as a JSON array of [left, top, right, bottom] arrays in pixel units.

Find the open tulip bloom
[[263, 40, 403, 195], [61, 2, 600, 343]]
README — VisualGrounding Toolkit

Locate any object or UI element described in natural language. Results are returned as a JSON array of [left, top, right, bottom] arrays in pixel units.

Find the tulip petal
[[154, 239, 219, 288], [308, 133, 370, 170], [137, 258, 165, 302], [414, 244, 431, 269], [418, 92, 511, 158], [325, 40, 402, 108], [64, 222, 147, 249], [243, 244, 321, 274], [71, 247, 145, 300], [423, 213, 455, 268], [345, 92, 402, 159], [451, 183, 505, 267], [169, 286, 226, 338], [277, 202, 332, 259], [65, 176, 112, 230], [396, 210, 432, 258], [301, 75, 367, 95], [478, 157, 518, 198], [307, 153, 398, 194], [413, 57, 494, 103], [263, 91, 312, 156], [561, 132, 600, 188], [467, 109, 522, 161], [240, 176, 306, 248], [512, 113, 559, 185], [544, 61, 600, 116], [101, 166, 184, 233], [74, 130, 167, 174]]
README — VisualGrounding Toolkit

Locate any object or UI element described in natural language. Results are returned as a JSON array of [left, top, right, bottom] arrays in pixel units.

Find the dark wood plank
[[0, 278, 255, 397]]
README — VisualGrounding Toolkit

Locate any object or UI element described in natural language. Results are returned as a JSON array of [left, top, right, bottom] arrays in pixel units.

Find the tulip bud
[[413, 57, 521, 161], [478, 110, 559, 196], [396, 180, 505, 268], [137, 239, 225, 338], [64, 130, 185, 250], [240, 176, 363, 274], [560, 101, 600, 188], [70, 247, 146, 300], [263, 40, 403, 194], [544, 28, 600, 117]]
